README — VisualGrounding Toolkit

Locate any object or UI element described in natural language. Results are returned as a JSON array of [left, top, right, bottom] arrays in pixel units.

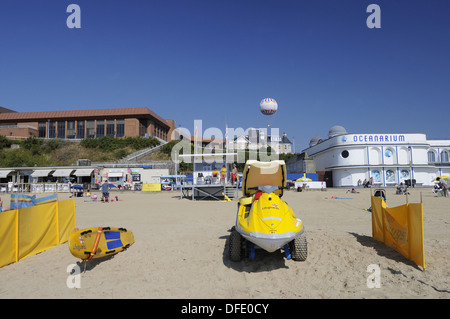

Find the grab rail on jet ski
[[248, 185, 287, 193]]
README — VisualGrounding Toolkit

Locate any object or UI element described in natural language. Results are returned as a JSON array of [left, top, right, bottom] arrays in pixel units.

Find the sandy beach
[[0, 186, 449, 299]]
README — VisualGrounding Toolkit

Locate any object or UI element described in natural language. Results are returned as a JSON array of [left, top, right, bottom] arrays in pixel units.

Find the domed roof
[[328, 125, 347, 137], [309, 136, 322, 147]]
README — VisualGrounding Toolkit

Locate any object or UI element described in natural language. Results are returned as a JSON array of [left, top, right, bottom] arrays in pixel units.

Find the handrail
[[0, 182, 74, 193]]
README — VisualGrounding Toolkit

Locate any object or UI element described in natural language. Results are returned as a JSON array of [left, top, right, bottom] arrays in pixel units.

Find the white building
[[228, 129, 293, 154], [303, 126, 450, 187], [102, 167, 169, 185]]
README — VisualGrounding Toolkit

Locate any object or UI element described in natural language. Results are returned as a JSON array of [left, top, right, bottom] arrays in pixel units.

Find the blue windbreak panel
[[104, 231, 121, 240], [106, 239, 123, 250]]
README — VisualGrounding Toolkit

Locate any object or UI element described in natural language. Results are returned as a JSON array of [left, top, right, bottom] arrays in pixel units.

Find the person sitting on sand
[[401, 183, 409, 195]]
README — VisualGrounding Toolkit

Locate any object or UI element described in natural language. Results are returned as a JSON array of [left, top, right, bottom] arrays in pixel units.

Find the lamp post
[[408, 146, 413, 187], [293, 136, 295, 153]]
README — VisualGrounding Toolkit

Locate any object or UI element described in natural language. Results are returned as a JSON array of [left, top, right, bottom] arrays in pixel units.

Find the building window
[[341, 150, 349, 158], [427, 151, 436, 163], [442, 150, 449, 163], [48, 121, 56, 138], [386, 170, 395, 183], [116, 119, 124, 137], [139, 119, 147, 137], [400, 169, 410, 179], [38, 122, 46, 138], [57, 121, 65, 139], [77, 120, 85, 139], [96, 120, 105, 138], [371, 170, 381, 183], [86, 120, 95, 138], [67, 121, 75, 139], [106, 119, 115, 137]]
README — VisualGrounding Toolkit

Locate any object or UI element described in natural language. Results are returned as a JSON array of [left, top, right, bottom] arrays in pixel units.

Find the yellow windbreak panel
[[57, 199, 76, 244], [384, 205, 409, 258], [371, 196, 425, 269], [0, 209, 18, 268], [371, 196, 385, 242], [408, 203, 425, 269], [18, 202, 58, 261]]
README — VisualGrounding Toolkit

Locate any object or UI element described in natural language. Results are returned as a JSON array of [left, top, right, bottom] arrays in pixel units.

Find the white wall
[[101, 168, 169, 185], [333, 168, 367, 187], [305, 133, 450, 187], [139, 169, 169, 184]]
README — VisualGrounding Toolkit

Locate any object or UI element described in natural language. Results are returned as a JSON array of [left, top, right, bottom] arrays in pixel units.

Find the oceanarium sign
[[342, 134, 406, 143]]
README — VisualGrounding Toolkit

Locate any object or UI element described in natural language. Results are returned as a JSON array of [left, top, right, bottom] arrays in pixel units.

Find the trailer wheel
[[290, 233, 307, 261], [229, 227, 242, 262]]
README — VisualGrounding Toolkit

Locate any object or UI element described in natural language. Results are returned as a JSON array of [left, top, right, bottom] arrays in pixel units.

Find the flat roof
[[0, 107, 170, 128]]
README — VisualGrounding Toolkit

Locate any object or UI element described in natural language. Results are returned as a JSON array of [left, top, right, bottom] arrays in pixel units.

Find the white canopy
[[108, 172, 123, 177], [52, 169, 74, 177], [73, 168, 94, 176], [31, 169, 53, 177], [0, 170, 13, 178]]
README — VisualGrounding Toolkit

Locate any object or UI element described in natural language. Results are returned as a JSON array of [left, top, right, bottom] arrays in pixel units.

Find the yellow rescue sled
[[69, 227, 134, 261]]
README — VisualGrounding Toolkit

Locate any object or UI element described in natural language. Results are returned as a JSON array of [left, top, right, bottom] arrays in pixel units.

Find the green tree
[[0, 149, 49, 167], [0, 135, 12, 149], [80, 136, 160, 152], [20, 137, 44, 155]]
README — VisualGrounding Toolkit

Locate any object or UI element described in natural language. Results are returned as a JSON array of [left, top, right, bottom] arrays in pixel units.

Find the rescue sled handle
[[248, 185, 288, 193]]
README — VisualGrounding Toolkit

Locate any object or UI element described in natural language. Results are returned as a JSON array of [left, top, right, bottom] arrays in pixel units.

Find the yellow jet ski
[[229, 160, 307, 261]]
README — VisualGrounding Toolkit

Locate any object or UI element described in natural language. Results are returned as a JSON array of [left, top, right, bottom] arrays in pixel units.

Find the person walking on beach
[[101, 179, 110, 202], [0, 197, 3, 212]]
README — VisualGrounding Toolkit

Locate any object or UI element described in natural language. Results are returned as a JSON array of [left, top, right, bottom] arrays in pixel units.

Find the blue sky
[[0, 0, 449, 151]]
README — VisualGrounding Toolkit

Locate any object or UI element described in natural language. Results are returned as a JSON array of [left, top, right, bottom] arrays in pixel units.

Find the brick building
[[0, 106, 175, 141]]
